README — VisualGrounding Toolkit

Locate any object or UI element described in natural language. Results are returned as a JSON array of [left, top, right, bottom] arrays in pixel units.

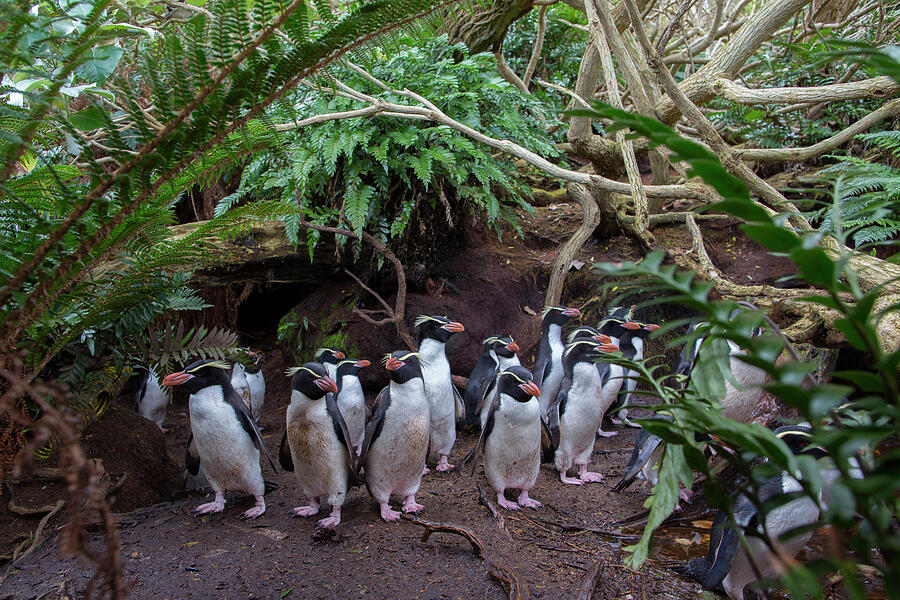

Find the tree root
[[0, 500, 64, 585], [489, 560, 529, 600], [576, 559, 606, 600], [400, 514, 485, 558], [476, 482, 511, 540]]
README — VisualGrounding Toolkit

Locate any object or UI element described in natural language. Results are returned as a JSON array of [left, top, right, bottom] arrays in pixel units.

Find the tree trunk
[[445, 0, 535, 54]]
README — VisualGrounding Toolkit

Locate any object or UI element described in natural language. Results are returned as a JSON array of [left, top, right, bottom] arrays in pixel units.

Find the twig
[[0, 500, 65, 583], [401, 514, 485, 558], [476, 483, 512, 540], [488, 561, 529, 600], [523, 5, 548, 88], [576, 559, 606, 600]]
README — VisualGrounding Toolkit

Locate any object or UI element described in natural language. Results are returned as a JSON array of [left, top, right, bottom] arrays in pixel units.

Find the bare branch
[[523, 5, 548, 88], [712, 75, 900, 105]]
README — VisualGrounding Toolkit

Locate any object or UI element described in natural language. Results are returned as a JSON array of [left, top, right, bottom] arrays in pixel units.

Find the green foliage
[[221, 34, 556, 251], [576, 102, 900, 597], [814, 130, 900, 246]]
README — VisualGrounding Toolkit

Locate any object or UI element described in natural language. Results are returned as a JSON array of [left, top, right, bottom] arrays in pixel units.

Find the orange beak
[[161, 371, 193, 387], [356, 359, 371, 368], [519, 381, 541, 397], [315, 376, 338, 394], [385, 357, 404, 371], [562, 308, 581, 318], [334, 351, 346, 360], [622, 321, 641, 330], [645, 323, 660, 331], [441, 321, 465, 333], [506, 341, 520, 353], [593, 333, 612, 344], [598, 343, 619, 353]]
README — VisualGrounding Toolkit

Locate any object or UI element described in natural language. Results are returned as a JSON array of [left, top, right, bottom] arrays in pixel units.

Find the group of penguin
[[134, 305, 852, 599]]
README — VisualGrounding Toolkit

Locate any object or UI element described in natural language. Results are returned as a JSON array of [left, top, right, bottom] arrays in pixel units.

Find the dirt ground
[[0, 201, 812, 600]]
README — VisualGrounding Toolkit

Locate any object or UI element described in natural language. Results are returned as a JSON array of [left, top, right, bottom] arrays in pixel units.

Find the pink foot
[[355, 445, 362, 457], [240, 496, 266, 520], [193, 492, 225, 516], [496, 492, 519, 511], [679, 488, 695, 504], [292, 501, 320, 518], [560, 475, 584, 486], [436, 455, 454, 472], [578, 466, 604, 483], [422, 465, 431, 476], [517, 491, 542, 509], [158, 425, 169, 434], [317, 506, 341, 528], [596, 427, 618, 438], [402, 496, 424, 514], [380, 503, 401, 522]]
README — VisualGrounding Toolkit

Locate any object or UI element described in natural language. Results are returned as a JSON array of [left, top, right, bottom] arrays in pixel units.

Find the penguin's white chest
[[189, 387, 261, 494], [484, 398, 540, 491], [559, 363, 604, 448], [419, 339, 456, 455], [337, 378, 366, 447], [138, 371, 168, 427], [286, 397, 348, 502]]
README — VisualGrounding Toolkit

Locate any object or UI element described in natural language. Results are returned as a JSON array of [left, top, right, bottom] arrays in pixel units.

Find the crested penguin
[[550, 338, 619, 485], [315, 347, 346, 380], [334, 358, 370, 455], [532, 306, 581, 421], [680, 424, 861, 599], [161, 359, 277, 519], [414, 315, 465, 473], [358, 351, 431, 522], [126, 366, 169, 432], [464, 335, 521, 428], [231, 348, 266, 423], [462, 366, 543, 510], [278, 362, 354, 528]]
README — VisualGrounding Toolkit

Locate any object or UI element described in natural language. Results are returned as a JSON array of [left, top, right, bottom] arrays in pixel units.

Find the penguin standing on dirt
[[128, 367, 169, 432], [315, 347, 346, 379], [334, 358, 370, 455], [358, 351, 431, 522], [231, 349, 265, 423], [414, 315, 465, 473], [679, 425, 861, 599], [464, 335, 520, 427], [279, 362, 355, 528], [462, 366, 543, 510], [607, 320, 659, 426], [161, 359, 277, 519], [533, 306, 581, 421], [550, 338, 619, 485]]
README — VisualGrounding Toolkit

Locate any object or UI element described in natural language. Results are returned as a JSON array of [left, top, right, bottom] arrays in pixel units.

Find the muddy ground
[[0, 201, 811, 600]]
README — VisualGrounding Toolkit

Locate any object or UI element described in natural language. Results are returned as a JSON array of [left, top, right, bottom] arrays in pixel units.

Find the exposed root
[[0, 500, 64, 585], [400, 514, 485, 558], [476, 482, 511, 540], [489, 560, 529, 600], [576, 559, 606, 600]]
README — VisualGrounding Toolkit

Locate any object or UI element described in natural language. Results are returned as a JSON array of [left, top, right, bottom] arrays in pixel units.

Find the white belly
[[555, 364, 603, 469], [189, 387, 263, 495], [139, 371, 168, 428], [337, 382, 366, 447], [419, 339, 456, 456], [286, 398, 349, 506], [484, 398, 540, 492]]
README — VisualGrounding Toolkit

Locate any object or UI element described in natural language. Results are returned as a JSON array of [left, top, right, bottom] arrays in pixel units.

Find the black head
[[563, 338, 619, 366], [415, 315, 465, 345], [540, 305, 581, 328], [483, 335, 519, 359], [497, 366, 541, 403], [775, 423, 825, 458], [315, 347, 346, 367], [382, 350, 424, 384], [161, 359, 231, 395], [287, 362, 338, 400], [335, 358, 371, 379], [598, 318, 658, 340], [566, 325, 613, 345]]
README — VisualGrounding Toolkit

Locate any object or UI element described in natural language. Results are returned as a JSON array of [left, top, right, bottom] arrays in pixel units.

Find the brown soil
[[0, 206, 806, 599]]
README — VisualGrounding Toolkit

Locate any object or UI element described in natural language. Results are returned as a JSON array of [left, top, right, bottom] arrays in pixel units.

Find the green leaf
[[625, 445, 683, 567], [740, 224, 799, 253], [789, 247, 835, 288], [280, 589, 293, 598], [709, 200, 771, 223], [76, 44, 124, 83], [70, 106, 107, 131]]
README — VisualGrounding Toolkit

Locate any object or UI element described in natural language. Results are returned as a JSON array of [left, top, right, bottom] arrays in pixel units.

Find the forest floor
[[0, 200, 805, 600]]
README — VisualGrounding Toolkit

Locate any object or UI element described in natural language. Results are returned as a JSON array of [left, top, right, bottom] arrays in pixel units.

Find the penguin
[[315, 347, 346, 379], [161, 359, 277, 519], [334, 358, 370, 456], [125, 366, 169, 432], [461, 366, 543, 510], [414, 315, 465, 473], [532, 305, 581, 421], [278, 362, 355, 528], [464, 335, 521, 427], [550, 338, 620, 485], [358, 350, 431, 522], [679, 425, 860, 600], [231, 348, 266, 423], [607, 319, 659, 426]]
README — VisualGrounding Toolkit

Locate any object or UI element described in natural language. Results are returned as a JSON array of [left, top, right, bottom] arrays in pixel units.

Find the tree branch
[[712, 75, 900, 105]]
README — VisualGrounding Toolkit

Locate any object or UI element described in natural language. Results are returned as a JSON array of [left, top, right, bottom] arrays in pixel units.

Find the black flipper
[[473, 375, 499, 428], [324, 392, 359, 484], [357, 386, 391, 475], [459, 392, 501, 475], [224, 384, 278, 474], [184, 432, 201, 476], [279, 430, 294, 472], [613, 428, 663, 492], [542, 377, 568, 463]]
